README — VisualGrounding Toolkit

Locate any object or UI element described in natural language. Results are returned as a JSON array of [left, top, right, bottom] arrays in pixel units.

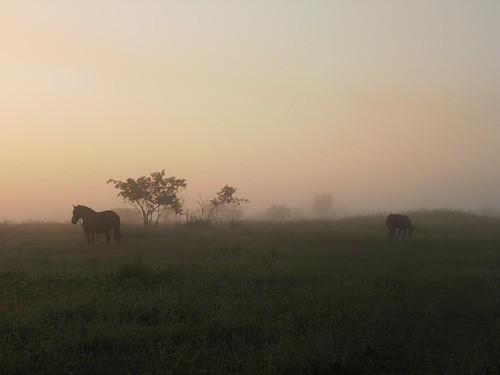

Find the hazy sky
[[1, 0, 499, 221]]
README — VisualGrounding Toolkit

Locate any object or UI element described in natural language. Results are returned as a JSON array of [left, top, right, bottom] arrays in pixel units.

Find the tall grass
[[1, 211, 500, 374]]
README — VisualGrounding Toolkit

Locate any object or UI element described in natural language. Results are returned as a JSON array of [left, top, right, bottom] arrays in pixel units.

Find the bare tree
[[185, 196, 216, 225]]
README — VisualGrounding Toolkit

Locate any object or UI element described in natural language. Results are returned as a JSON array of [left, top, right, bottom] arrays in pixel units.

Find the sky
[[1, 0, 499, 221]]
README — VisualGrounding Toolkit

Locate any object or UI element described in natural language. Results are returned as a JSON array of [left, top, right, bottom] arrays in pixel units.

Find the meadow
[[1, 211, 500, 374]]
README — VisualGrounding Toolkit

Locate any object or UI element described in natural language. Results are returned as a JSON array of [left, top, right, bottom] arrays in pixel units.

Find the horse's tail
[[113, 219, 121, 244]]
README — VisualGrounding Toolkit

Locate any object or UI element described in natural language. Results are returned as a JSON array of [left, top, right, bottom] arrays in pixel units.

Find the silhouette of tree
[[210, 185, 249, 223], [184, 185, 248, 225], [107, 170, 187, 226], [311, 193, 334, 219], [211, 185, 248, 206]]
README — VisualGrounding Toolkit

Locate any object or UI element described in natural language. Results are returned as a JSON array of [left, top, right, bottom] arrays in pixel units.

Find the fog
[[1, 1, 499, 221]]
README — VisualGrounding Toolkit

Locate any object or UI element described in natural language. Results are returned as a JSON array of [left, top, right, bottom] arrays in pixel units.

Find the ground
[[1, 211, 500, 374]]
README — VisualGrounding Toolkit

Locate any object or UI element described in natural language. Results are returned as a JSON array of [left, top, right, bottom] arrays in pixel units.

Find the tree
[[107, 170, 187, 226], [210, 185, 249, 223], [311, 193, 334, 219], [184, 185, 249, 225]]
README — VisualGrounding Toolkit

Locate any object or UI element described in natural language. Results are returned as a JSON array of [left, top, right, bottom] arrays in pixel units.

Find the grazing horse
[[386, 214, 414, 238], [71, 205, 121, 245]]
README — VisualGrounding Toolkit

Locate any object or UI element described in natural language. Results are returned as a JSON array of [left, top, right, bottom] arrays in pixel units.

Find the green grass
[[1, 211, 500, 374]]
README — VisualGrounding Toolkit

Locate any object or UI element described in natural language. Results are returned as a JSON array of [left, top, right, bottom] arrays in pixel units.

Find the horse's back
[[84, 210, 120, 233], [386, 214, 412, 229], [101, 210, 120, 221]]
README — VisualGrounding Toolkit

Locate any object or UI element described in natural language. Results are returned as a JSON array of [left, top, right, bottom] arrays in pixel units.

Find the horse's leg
[[91, 233, 95, 245], [85, 231, 90, 245], [105, 231, 111, 244]]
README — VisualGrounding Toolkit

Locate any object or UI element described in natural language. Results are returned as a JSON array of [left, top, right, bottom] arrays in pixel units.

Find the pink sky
[[1, 1, 499, 221]]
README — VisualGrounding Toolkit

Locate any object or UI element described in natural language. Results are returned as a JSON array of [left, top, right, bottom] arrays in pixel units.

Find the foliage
[[107, 170, 186, 226], [210, 185, 249, 208]]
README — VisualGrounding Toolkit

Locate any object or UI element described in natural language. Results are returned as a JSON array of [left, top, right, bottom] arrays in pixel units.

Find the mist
[[1, 0, 499, 221], [3, 3, 500, 373]]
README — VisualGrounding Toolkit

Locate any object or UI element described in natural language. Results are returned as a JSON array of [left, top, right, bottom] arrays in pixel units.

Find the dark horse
[[386, 213, 414, 238], [71, 205, 121, 245]]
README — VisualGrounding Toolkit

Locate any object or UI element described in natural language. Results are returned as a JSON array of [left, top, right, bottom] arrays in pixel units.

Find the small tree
[[107, 170, 187, 226], [210, 185, 249, 223], [185, 185, 249, 225], [311, 193, 334, 219]]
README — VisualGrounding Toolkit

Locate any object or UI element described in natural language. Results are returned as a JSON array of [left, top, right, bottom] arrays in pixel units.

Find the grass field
[[1, 211, 500, 374]]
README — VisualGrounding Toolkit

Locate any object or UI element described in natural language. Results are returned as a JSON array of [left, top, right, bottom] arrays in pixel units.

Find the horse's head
[[71, 205, 82, 224], [71, 205, 95, 224]]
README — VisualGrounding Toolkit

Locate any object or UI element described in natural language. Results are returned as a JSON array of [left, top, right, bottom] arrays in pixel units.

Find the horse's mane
[[77, 205, 96, 213]]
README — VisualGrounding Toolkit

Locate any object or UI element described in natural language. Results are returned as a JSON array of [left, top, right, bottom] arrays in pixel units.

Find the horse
[[385, 213, 414, 238], [71, 205, 121, 245]]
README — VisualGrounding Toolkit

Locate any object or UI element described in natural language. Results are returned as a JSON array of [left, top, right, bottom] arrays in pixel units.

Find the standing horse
[[386, 213, 414, 238], [71, 205, 121, 245]]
